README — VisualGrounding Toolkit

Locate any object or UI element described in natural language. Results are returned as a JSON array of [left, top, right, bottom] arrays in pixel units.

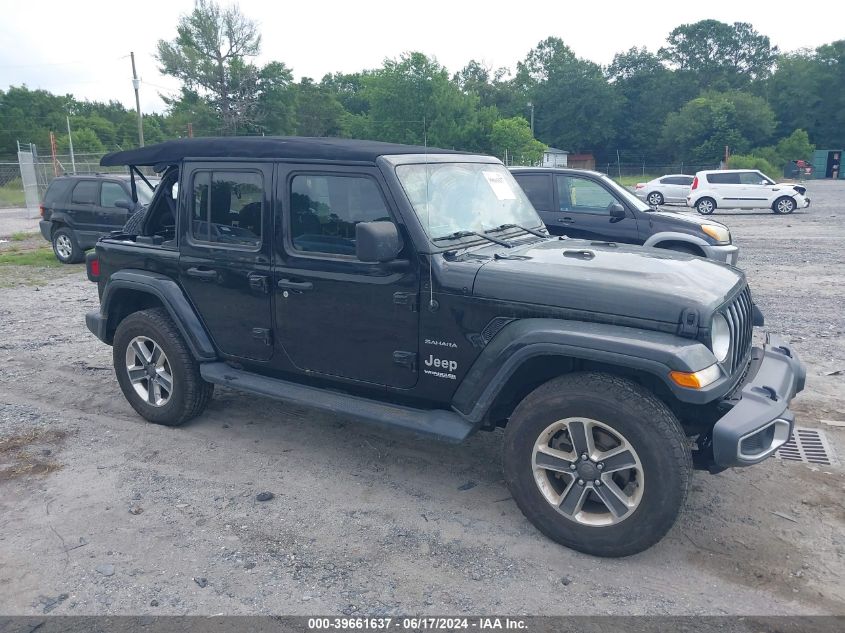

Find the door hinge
[[393, 351, 417, 370], [393, 292, 418, 311], [678, 308, 699, 338], [252, 327, 272, 346]]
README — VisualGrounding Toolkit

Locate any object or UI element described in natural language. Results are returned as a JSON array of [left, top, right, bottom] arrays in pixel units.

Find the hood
[[646, 209, 726, 230], [472, 239, 744, 325]]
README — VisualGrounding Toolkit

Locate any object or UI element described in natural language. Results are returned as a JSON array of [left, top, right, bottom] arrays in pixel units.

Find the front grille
[[722, 285, 754, 374]]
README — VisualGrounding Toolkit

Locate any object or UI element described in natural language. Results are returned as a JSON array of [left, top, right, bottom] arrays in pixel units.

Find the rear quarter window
[[706, 173, 741, 185], [43, 179, 75, 204]]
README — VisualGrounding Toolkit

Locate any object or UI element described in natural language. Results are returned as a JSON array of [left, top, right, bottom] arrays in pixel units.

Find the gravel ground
[[0, 181, 843, 616], [0, 207, 40, 237]]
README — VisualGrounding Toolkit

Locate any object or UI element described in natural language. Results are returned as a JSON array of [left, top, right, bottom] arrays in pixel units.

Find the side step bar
[[199, 362, 475, 443]]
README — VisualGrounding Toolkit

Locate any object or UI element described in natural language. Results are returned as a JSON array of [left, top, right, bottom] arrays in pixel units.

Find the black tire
[[503, 372, 691, 557], [646, 191, 664, 206], [52, 226, 84, 264], [695, 197, 716, 215], [112, 307, 213, 426], [773, 196, 796, 214]]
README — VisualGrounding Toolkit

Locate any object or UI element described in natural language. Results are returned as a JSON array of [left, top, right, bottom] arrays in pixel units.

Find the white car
[[687, 169, 810, 215], [634, 174, 694, 206]]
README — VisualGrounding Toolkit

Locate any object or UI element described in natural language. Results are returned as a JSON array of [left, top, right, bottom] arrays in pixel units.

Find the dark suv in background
[[511, 167, 739, 264], [39, 174, 156, 263]]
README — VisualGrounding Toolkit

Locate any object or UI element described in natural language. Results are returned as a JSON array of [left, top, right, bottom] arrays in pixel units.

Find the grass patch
[[0, 182, 26, 208], [0, 246, 60, 267], [612, 175, 660, 187], [0, 428, 67, 482], [10, 231, 34, 242]]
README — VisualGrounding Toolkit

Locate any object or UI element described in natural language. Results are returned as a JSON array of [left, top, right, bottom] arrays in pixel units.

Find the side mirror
[[356, 221, 402, 263], [609, 202, 626, 218], [114, 199, 132, 210]]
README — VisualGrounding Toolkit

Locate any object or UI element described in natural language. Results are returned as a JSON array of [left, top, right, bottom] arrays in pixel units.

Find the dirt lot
[[0, 182, 843, 616]]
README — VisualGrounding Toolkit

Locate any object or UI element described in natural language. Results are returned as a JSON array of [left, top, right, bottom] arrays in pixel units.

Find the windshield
[[135, 179, 157, 205], [599, 174, 651, 212], [395, 163, 543, 241]]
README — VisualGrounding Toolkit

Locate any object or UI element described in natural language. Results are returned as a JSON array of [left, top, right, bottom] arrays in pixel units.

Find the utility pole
[[66, 115, 76, 174], [130, 52, 145, 147], [527, 102, 535, 136]]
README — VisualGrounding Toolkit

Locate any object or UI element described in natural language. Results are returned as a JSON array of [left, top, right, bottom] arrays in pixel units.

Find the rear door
[[98, 181, 132, 231], [706, 172, 742, 208], [67, 179, 100, 232], [553, 174, 640, 243], [663, 176, 692, 203], [178, 162, 274, 362], [511, 172, 556, 231]]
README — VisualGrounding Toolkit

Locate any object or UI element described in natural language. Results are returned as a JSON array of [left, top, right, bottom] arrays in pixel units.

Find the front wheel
[[695, 197, 716, 215], [112, 307, 213, 426], [773, 196, 796, 214], [503, 372, 691, 557]]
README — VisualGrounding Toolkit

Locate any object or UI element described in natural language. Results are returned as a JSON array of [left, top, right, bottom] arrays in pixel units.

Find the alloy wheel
[[55, 234, 73, 260], [125, 336, 174, 407], [531, 417, 644, 527]]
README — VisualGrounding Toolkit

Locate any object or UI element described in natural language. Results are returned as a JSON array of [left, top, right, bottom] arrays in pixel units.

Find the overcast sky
[[1, 0, 842, 115]]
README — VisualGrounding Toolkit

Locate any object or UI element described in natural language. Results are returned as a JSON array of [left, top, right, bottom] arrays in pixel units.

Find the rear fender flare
[[100, 269, 216, 360]]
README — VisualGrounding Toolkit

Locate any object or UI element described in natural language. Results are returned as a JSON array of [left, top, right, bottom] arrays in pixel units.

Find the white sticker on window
[[482, 170, 516, 200]]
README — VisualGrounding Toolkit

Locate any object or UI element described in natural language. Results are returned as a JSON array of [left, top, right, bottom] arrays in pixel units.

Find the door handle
[[559, 217, 575, 224], [248, 273, 269, 294], [186, 267, 218, 281], [277, 278, 313, 291]]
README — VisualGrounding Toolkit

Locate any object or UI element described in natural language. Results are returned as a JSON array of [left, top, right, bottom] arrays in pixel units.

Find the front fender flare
[[452, 318, 720, 423], [643, 231, 712, 255], [98, 269, 216, 360]]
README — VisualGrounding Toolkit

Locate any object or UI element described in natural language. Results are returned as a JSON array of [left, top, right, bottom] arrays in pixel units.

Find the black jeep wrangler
[[84, 137, 805, 557]]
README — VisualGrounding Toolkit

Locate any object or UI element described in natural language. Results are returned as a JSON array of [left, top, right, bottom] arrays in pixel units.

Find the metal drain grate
[[776, 426, 839, 466]]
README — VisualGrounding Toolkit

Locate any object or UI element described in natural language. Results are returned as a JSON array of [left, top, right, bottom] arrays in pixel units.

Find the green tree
[[607, 48, 697, 160], [489, 116, 546, 165], [661, 91, 776, 162], [56, 128, 105, 154], [356, 52, 481, 149], [660, 20, 777, 89], [293, 78, 347, 137], [521, 38, 620, 153], [156, 0, 293, 134]]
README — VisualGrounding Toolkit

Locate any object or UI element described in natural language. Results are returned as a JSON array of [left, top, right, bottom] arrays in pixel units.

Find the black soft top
[[100, 136, 464, 167]]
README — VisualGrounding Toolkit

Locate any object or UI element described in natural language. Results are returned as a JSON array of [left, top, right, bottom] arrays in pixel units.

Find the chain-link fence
[[599, 162, 719, 179]]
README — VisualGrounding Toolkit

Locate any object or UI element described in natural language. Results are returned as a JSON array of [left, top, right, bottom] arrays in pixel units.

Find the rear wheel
[[503, 372, 691, 557], [646, 191, 664, 206], [773, 196, 796, 214], [113, 308, 213, 426], [52, 227, 84, 264], [695, 197, 716, 215]]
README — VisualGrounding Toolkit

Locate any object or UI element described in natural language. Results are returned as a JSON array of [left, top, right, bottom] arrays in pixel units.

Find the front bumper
[[711, 334, 806, 468], [706, 244, 739, 266]]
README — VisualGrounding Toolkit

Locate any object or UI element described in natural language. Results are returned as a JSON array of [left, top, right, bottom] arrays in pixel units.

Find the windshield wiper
[[432, 230, 512, 248], [485, 223, 547, 238]]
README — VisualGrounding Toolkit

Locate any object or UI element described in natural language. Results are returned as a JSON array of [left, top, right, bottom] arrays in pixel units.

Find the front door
[[178, 162, 274, 362], [552, 174, 640, 243], [272, 165, 420, 388]]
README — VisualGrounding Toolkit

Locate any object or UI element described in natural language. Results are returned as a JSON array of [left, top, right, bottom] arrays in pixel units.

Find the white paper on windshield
[[482, 170, 516, 200]]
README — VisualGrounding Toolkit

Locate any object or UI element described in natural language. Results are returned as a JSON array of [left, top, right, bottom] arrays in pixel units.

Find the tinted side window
[[739, 171, 765, 185], [706, 172, 741, 185], [190, 170, 262, 248], [101, 182, 128, 207], [556, 175, 616, 214], [44, 179, 75, 203], [662, 176, 693, 185], [679, 176, 694, 185], [290, 174, 391, 256], [71, 180, 99, 204], [513, 174, 552, 211]]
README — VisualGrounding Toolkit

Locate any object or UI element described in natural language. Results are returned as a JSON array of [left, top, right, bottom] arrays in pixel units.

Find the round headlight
[[711, 313, 731, 362]]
